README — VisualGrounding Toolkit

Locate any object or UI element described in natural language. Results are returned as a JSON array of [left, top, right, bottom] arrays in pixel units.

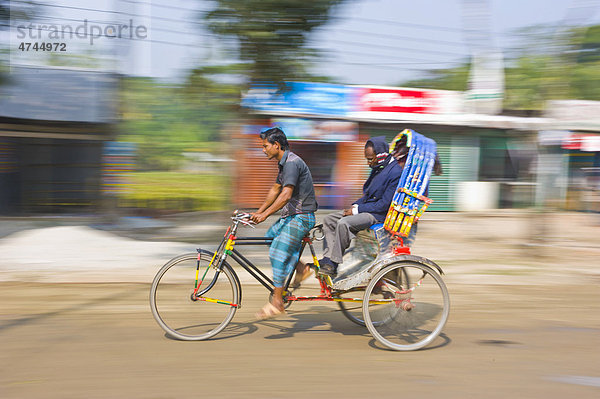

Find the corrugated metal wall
[[357, 124, 492, 212], [333, 137, 370, 207], [233, 134, 367, 210], [234, 135, 279, 209], [427, 136, 453, 211]]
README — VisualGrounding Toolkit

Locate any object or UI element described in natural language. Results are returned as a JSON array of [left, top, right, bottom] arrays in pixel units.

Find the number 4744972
[[18, 42, 66, 51]]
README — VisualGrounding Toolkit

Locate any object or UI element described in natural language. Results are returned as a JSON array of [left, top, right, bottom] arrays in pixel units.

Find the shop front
[[234, 119, 368, 210], [0, 66, 116, 214], [544, 101, 600, 211], [238, 81, 543, 212]]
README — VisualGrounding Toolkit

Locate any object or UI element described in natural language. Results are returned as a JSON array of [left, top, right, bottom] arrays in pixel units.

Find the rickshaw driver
[[250, 127, 318, 320]]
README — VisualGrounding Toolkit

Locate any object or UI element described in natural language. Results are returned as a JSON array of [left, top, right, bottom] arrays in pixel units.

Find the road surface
[[1, 280, 599, 398]]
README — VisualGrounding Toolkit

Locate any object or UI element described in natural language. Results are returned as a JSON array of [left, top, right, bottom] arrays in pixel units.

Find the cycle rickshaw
[[150, 129, 450, 351]]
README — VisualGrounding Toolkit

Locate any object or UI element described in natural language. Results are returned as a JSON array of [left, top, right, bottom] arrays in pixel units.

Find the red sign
[[357, 87, 440, 114], [562, 133, 600, 151]]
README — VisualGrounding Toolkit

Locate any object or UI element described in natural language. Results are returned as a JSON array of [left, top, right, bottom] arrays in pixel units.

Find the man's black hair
[[260, 127, 289, 151]]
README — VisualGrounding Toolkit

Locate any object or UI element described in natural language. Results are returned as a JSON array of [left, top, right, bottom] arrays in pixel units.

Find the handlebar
[[231, 210, 256, 228], [231, 210, 325, 238]]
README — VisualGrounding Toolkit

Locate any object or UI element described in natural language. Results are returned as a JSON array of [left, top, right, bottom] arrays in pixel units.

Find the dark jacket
[[354, 136, 402, 222]]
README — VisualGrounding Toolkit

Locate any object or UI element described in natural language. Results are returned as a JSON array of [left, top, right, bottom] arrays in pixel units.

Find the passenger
[[318, 136, 402, 277], [250, 127, 317, 319]]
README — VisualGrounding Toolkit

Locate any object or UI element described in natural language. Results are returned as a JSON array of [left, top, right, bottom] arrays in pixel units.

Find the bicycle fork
[[191, 224, 237, 302]]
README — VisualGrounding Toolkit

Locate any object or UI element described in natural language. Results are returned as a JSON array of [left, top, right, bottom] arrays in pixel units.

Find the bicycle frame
[[193, 215, 388, 307]]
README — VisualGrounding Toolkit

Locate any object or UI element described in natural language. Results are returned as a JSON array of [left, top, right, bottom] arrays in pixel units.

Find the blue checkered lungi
[[266, 213, 316, 287]]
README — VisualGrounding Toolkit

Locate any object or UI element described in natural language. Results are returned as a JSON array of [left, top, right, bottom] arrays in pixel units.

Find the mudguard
[[369, 254, 445, 276]]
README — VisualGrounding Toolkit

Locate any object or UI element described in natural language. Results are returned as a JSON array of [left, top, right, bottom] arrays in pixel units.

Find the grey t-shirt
[[276, 151, 318, 217]]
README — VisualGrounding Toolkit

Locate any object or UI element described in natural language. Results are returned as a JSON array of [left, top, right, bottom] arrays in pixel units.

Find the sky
[[6, 0, 600, 85]]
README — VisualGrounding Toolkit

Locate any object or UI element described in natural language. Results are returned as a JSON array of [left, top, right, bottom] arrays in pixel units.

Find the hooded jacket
[[354, 136, 402, 222]]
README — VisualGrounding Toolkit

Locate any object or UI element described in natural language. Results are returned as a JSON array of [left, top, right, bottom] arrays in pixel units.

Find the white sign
[[465, 51, 505, 115]]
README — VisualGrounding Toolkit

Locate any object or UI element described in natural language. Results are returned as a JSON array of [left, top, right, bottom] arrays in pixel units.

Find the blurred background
[[3, 4, 600, 397], [0, 0, 599, 220]]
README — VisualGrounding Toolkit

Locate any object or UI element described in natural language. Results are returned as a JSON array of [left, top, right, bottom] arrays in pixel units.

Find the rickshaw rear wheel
[[362, 261, 450, 351]]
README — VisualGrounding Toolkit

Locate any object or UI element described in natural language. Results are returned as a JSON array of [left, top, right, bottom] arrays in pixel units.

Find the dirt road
[[1, 281, 599, 398]]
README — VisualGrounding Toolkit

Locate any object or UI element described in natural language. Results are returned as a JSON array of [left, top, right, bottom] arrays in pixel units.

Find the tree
[[397, 23, 600, 111], [184, 64, 244, 114], [572, 25, 600, 64], [119, 76, 239, 171], [202, 0, 347, 87], [0, 1, 40, 32], [0, 1, 39, 84], [566, 25, 600, 100], [400, 64, 470, 92]]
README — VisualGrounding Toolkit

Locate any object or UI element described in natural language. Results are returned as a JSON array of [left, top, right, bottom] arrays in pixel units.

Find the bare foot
[[270, 286, 285, 311], [255, 302, 285, 320], [291, 262, 313, 288]]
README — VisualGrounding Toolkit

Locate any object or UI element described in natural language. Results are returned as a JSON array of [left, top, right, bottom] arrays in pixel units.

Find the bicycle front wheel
[[363, 261, 450, 351], [150, 251, 240, 341]]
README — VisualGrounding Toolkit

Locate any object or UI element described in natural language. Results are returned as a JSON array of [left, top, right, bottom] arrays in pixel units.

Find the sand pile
[[0, 226, 194, 279]]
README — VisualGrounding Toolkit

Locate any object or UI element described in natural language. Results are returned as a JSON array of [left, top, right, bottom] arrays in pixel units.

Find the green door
[[428, 137, 453, 211], [428, 135, 480, 211]]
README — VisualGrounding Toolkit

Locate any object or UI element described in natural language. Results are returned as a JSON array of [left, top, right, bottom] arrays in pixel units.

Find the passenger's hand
[[251, 212, 267, 224], [342, 208, 353, 216]]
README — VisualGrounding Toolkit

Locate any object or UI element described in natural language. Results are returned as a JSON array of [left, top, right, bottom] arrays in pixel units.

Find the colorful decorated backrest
[[383, 129, 437, 239]]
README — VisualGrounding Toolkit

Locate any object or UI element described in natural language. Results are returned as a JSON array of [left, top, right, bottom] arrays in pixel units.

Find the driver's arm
[[251, 185, 294, 223], [256, 183, 282, 214], [262, 185, 294, 216]]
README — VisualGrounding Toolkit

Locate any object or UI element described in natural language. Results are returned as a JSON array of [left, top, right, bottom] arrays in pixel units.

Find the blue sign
[[242, 82, 356, 116]]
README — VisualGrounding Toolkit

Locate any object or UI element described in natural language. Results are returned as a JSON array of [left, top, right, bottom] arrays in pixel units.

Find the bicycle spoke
[[364, 262, 449, 351], [150, 252, 239, 341]]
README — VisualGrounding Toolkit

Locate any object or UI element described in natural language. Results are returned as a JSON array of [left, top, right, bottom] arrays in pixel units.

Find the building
[[237, 81, 547, 211], [540, 101, 600, 212], [0, 66, 117, 214]]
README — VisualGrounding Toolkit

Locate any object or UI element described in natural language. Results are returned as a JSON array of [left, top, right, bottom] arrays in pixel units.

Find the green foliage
[[0, 0, 39, 27], [118, 172, 230, 211], [503, 24, 600, 109], [120, 8, 344, 170], [0, 49, 7, 85], [0, 0, 39, 85], [44, 50, 106, 69], [570, 60, 600, 99], [400, 64, 470, 92], [503, 55, 556, 110], [573, 25, 600, 64], [185, 64, 243, 114], [119, 77, 237, 171], [397, 23, 600, 111], [203, 0, 346, 86], [0, 1, 7, 27]]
